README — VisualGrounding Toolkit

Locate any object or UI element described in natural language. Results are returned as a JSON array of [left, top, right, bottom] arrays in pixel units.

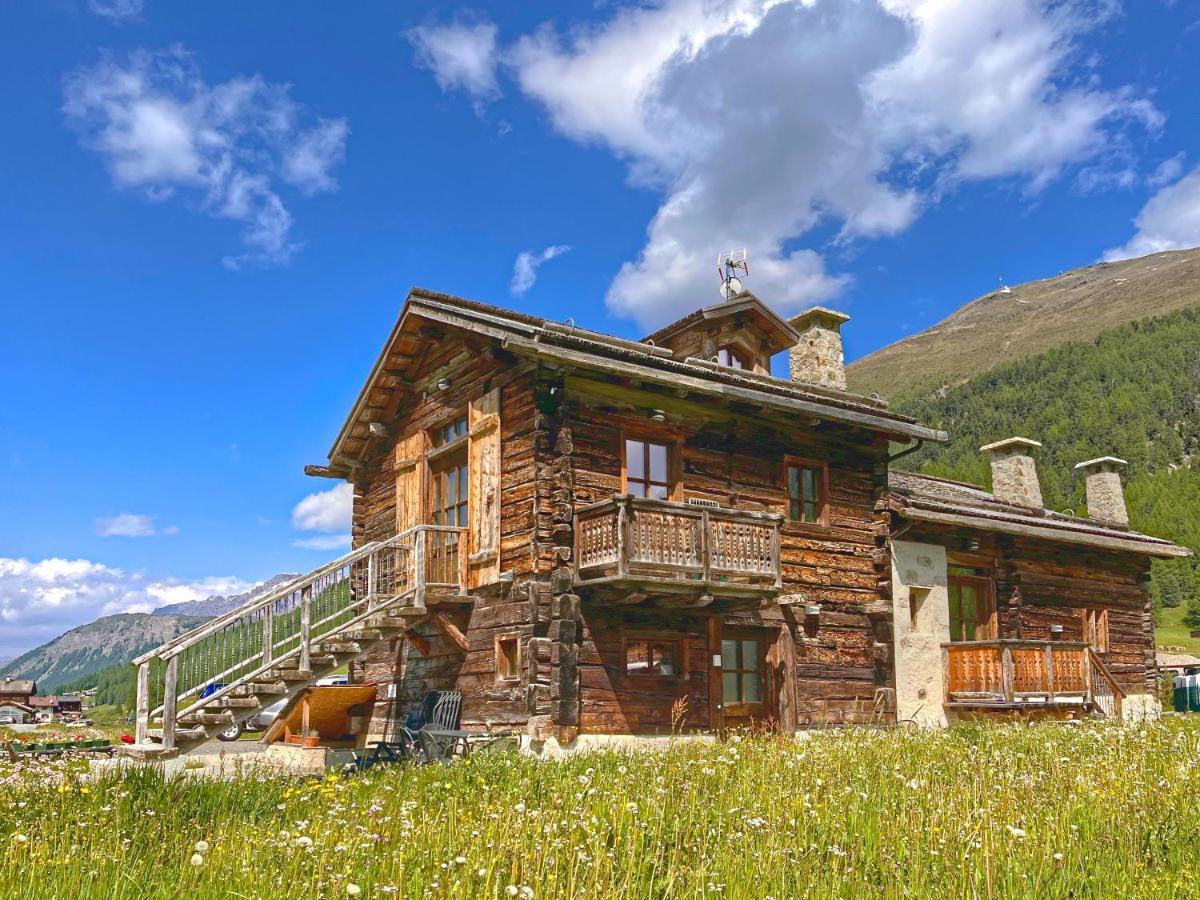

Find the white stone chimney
[[787, 306, 851, 390], [1074, 456, 1129, 526], [981, 437, 1044, 508]]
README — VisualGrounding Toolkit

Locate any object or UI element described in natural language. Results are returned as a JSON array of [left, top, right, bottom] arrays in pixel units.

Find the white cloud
[[0, 558, 250, 658], [62, 46, 348, 268], [409, 19, 501, 103], [423, 1, 1157, 330], [87, 0, 144, 23], [292, 533, 352, 551], [511, 244, 571, 295], [283, 118, 350, 195], [1103, 165, 1200, 260], [93, 512, 177, 537], [291, 483, 353, 533]]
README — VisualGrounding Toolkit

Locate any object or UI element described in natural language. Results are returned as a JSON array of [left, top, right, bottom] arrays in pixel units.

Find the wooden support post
[[135, 661, 150, 745], [1000, 645, 1014, 704], [414, 528, 427, 611], [301, 696, 311, 739], [160, 656, 179, 753], [262, 606, 273, 667], [616, 499, 628, 579], [1044, 644, 1055, 701], [300, 585, 312, 673], [700, 509, 711, 584], [457, 529, 469, 589], [367, 551, 378, 610], [941, 646, 950, 704], [403, 628, 431, 657]]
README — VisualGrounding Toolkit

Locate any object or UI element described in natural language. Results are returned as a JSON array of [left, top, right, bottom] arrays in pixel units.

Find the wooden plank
[[160, 656, 179, 752], [134, 661, 150, 745], [431, 612, 470, 653]]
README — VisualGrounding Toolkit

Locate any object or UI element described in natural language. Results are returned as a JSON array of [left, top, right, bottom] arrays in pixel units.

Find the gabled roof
[[318, 288, 948, 471], [0, 679, 35, 695], [0, 701, 33, 714], [642, 291, 800, 355], [889, 470, 1191, 559], [28, 695, 58, 707]]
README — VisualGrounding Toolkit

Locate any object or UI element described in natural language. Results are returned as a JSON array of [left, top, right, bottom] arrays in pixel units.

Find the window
[[625, 637, 682, 676], [721, 637, 762, 703], [496, 635, 520, 680], [429, 433, 468, 581], [785, 460, 826, 524], [947, 566, 995, 642], [432, 416, 468, 448], [1082, 608, 1110, 653], [624, 437, 673, 499], [717, 346, 747, 369]]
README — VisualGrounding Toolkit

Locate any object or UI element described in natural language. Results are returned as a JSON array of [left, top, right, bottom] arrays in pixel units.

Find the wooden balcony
[[943, 640, 1123, 718], [574, 495, 782, 605]]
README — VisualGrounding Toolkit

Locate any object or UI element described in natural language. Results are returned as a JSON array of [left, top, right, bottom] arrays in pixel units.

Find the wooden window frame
[[423, 411, 471, 526], [622, 631, 688, 679], [946, 566, 997, 642], [620, 429, 683, 501], [783, 456, 830, 529], [717, 345, 750, 370], [1082, 608, 1110, 653], [495, 633, 521, 683]]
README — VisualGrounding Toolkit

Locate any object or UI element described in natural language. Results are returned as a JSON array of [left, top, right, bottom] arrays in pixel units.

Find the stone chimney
[[787, 306, 850, 390], [1074, 456, 1129, 526], [981, 437, 1044, 508]]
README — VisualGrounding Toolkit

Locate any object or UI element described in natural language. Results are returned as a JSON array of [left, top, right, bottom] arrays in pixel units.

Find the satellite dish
[[720, 275, 744, 300]]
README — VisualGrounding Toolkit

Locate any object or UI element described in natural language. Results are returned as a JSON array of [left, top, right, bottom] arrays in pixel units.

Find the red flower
[[119, 734, 134, 744]]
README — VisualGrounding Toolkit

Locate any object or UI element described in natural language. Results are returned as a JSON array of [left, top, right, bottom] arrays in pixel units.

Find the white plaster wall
[[1122, 693, 1161, 723], [891, 540, 951, 728]]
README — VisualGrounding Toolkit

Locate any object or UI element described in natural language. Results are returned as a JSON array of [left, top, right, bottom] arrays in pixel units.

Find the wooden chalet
[[125, 287, 1190, 755]]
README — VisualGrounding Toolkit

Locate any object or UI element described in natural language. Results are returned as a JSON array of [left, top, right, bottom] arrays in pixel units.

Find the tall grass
[[4, 720, 1200, 898]]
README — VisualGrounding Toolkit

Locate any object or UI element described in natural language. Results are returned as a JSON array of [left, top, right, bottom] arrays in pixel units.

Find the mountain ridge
[[847, 247, 1200, 403]]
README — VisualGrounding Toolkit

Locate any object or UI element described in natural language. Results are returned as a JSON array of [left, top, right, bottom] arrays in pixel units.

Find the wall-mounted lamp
[[368, 422, 389, 437], [804, 603, 822, 617], [1049, 624, 1064, 641], [648, 409, 667, 422], [802, 602, 822, 639], [436, 376, 452, 391]]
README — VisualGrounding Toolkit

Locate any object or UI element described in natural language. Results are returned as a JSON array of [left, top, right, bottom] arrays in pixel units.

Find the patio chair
[[353, 690, 462, 771]]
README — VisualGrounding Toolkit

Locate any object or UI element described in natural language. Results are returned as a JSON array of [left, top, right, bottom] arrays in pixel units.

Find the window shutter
[[468, 386, 501, 586], [394, 431, 425, 534]]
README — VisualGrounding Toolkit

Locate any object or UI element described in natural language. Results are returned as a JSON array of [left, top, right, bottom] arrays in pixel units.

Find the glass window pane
[[721, 639, 737, 667], [742, 673, 761, 702], [802, 468, 815, 501], [626, 640, 647, 674], [803, 501, 818, 523], [649, 483, 669, 500], [628, 478, 647, 498], [741, 640, 758, 672], [788, 466, 800, 496], [961, 586, 977, 624], [648, 443, 668, 482], [626, 440, 645, 480], [789, 500, 802, 521], [722, 672, 739, 701]]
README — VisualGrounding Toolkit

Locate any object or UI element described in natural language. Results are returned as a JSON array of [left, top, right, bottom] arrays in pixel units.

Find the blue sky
[[2, 0, 1199, 656]]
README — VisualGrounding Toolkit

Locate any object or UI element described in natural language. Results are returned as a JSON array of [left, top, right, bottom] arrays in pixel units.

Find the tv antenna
[[717, 248, 749, 300]]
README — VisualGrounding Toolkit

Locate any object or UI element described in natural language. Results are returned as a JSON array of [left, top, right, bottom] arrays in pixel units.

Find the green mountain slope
[[847, 247, 1200, 403], [874, 307, 1200, 622], [2, 613, 208, 693]]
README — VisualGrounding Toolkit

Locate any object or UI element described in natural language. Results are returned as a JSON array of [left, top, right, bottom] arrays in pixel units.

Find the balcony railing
[[943, 640, 1123, 717], [574, 495, 782, 594]]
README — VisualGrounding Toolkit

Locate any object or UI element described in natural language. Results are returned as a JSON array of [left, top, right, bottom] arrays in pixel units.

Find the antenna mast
[[717, 248, 749, 301]]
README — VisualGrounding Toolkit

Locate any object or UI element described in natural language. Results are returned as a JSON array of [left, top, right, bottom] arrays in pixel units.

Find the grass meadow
[[4, 719, 1200, 898]]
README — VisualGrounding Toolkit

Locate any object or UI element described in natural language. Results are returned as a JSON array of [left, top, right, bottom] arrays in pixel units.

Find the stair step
[[342, 629, 382, 642], [265, 669, 314, 682], [148, 726, 208, 743], [179, 712, 235, 727], [317, 642, 362, 655], [212, 697, 261, 709], [277, 654, 338, 670], [237, 681, 288, 696], [367, 616, 412, 630]]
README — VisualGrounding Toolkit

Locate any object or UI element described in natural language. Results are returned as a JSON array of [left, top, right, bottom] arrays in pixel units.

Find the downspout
[[886, 438, 924, 465]]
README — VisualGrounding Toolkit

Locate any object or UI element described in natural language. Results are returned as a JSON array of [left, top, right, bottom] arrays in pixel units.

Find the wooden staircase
[[127, 525, 467, 757]]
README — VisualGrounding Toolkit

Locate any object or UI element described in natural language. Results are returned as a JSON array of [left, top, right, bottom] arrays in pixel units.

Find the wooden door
[[720, 627, 775, 729]]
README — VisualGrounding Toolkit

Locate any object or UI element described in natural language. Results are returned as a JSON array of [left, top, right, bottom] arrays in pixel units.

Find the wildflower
[[12, 834, 28, 843], [190, 853, 204, 867], [1006, 825, 1027, 841], [507, 887, 519, 897], [1054, 852, 1064, 861], [346, 885, 361, 897], [194, 840, 209, 853], [454, 855, 466, 865], [295, 836, 314, 848]]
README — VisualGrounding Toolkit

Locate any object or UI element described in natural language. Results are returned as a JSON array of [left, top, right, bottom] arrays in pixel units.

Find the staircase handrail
[[132, 539, 385, 666], [1086, 646, 1125, 718]]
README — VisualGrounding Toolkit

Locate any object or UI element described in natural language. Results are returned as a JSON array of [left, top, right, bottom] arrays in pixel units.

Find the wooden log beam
[[431, 612, 470, 653], [304, 464, 351, 479]]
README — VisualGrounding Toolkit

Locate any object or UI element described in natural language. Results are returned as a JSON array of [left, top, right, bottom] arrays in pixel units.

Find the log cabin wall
[[565, 373, 894, 731], [901, 523, 1155, 695], [347, 335, 543, 735]]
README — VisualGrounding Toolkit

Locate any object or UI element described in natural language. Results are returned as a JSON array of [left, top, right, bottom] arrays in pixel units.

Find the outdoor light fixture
[[368, 422, 388, 437], [436, 376, 452, 391], [649, 409, 666, 422], [804, 603, 822, 617], [1050, 624, 1064, 635]]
